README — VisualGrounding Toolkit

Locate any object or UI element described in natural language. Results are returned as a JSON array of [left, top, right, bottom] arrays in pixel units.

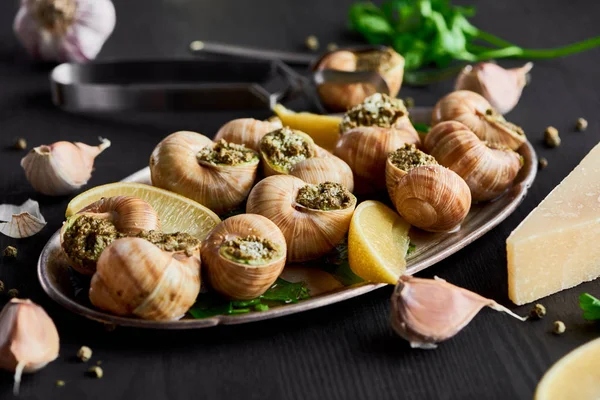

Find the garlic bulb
[[431, 90, 526, 150], [201, 214, 287, 300], [247, 175, 356, 262], [214, 118, 281, 151], [455, 62, 533, 115], [335, 126, 420, 193], [390, 275, 526, 349], [13, 0, 116, 63], [424, 121, 522, 202], [314, 47, 405, 112], [90, 236, 201, 320], [0, 299, 60, 395], [150, 132, 260, 215], [386, 145, 471, 232], [0, 199, 46, 238], [60, 196, 161, 275], [21, 137, 110, 196]]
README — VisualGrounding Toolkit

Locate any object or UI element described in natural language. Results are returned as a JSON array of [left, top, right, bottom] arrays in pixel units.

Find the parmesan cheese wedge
[[507, 142, 600, 305]]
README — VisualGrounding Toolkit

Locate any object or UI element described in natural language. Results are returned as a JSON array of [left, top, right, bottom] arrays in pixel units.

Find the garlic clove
[[0, 199, 46, 238], [21, 137, 110, 196], [0, 299, 60, 395], [455, 62, 533, 115], [13, 0, 116, 63], [390, 275, 526, 349]]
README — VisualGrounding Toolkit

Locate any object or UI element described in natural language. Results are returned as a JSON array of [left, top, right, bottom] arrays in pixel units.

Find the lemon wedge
[[65, 182, 221, 240], [272, 104, 341, 151], [534, 337, 600, 400], [348, 200, 410, 284]]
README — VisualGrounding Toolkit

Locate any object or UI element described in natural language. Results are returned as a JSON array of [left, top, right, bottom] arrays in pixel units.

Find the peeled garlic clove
[[0, 299, 60, 395], [90, 236, 201, 320], [13, 0, 116, 63], [201, 214, 287, 300], [247, 175, 356, 262], [0, 199, 46, 238], [214, 118, 281, 151], [150, 132, 260, 215], [455, 62, 533, 115], [424, 121, 522, 202], [385, 146, 471, 232], [21, 138, 110, 196], [314, 47, 405, 112], [431, 90, 526, 151], [391, 276, 526, 349]]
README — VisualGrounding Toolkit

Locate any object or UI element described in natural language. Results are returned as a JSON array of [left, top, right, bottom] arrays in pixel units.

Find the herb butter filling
[[62, 215, 200, 265], [340, 93, 408, 133], [260, 127, 313, 172], [62, 215, 121, 267], [389, 144, 438, 172], [296, 182, 353, 211], [220, 235, 281, 265], [197, 139, 258, 166]]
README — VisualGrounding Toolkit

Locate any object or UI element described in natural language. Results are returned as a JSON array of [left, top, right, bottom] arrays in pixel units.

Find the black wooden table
[[1, 1, 599, 399]]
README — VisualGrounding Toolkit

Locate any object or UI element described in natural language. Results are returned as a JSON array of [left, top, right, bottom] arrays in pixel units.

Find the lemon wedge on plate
[[65, 182, 221, 240], [272, 104, 342, 152], [534, 337, 600, 400], [348, 200, 411, 284]]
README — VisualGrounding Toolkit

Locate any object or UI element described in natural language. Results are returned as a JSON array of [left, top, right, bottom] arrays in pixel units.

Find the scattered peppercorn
[[404, 97, 415, 109], [77, 346, 92, 362], [56, 380, 65, 387], [553, 320, 566, 335], [538, 157, 548, 170], [0, 281, 4, 293], [326, 42, 338, 51], [305, 35, 319, 51], [530, 303, 546, 319], [7, 289, 19, 298], [87, 366, 103, 379], [3, 246, 17, 258], [96, 360, 103, 366], [13, 138, 27, 150], [544, 126, 561, 148], [575, 117, 588, 132]]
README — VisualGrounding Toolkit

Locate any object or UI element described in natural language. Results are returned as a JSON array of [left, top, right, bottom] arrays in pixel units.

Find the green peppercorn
[[544, 126, 561, 148], [553, 320, 566, 335]]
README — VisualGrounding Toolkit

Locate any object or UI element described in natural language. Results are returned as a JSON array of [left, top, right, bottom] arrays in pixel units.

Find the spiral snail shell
[[247, 175, 356, 262], [385, 145, 471, 232], [214, 118, 281, 151], [201, 214, 287, 300], [424, 121, 522, 202]]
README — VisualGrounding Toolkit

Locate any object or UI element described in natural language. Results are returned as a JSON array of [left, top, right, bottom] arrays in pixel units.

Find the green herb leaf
[[407, 242, 416, 255], [579, 293, 600, 321], [260, 278, 310, 303], [412, 123, 430, 134]]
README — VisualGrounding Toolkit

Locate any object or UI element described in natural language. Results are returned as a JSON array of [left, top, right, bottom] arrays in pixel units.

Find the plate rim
[[37, 139, 537, 330]]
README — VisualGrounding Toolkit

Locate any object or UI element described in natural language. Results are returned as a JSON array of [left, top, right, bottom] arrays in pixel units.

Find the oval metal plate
[[37, 107, 537, 329]]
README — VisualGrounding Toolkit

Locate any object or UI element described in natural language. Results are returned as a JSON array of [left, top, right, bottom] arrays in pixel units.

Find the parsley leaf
[[579, 293, 600, 321]]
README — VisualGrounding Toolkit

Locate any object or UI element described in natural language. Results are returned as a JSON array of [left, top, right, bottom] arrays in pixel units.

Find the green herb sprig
[[579, 293, 600, 321], [348, 0, 600, 85]]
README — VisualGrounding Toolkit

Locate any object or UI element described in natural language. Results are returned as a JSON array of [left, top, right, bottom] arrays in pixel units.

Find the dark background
[[1, 1, 599, 399]]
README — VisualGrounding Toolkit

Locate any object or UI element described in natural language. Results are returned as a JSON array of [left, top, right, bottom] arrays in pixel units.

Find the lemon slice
[[534, 337, 600, 400], [65, 182, 221, 240], [273, 104, 342, 152], [348, 200, 411, 284]]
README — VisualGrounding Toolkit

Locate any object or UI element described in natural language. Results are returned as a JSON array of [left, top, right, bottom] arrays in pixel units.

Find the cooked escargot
[[424, 121, 522, 202], [258, 127, 318, 176], [431, 90, 526, 150], [386, 144, 471, 232], [60, 196, 161, 275], [89, 234, 201, 320], [247, 175, 357, 262], [314, 47, 405, 112], [150, 131, 260, 215], [201, 214, 287, 300], [214, 118, 281, 151]]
